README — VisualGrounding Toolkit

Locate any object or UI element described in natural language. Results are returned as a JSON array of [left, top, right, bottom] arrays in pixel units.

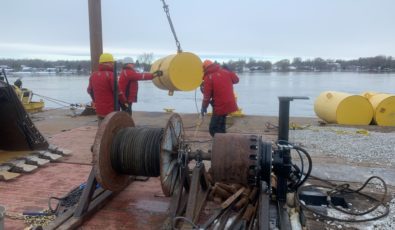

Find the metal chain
[[5, 212, 24, 220], [160, 0, 182, 53], [24, 211, 56, 228], [5, 210, 56, 227]]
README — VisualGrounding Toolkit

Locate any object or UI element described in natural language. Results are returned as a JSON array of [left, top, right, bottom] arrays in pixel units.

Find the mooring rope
[[110, 127, 164, 177]]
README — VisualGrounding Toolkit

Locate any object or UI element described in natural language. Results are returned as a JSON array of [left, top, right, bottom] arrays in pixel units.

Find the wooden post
[[88, 0, 103, 72]]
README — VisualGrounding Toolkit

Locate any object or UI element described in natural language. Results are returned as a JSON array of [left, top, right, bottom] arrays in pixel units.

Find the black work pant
[[209, 114, 227, 137], [97, 116, 104, 127], [127, 103, 132, 116]]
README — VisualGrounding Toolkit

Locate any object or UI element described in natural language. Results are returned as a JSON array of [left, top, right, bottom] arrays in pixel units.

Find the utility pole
[[88, 0, 103, 72]]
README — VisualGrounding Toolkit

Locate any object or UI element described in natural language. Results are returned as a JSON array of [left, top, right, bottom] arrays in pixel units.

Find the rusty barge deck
[[0, 109, 394, 229]]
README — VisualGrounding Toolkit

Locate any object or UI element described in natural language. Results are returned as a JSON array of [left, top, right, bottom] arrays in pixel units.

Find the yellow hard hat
[[99, 53, 114, 63]]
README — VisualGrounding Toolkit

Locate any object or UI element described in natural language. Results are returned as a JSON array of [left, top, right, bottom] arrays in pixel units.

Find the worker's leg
[[97, 116, 104, 127], [209, 115, 227, 137], [128, 103, 132, 116], [209, 115, 217, 137], [218, 115, 227, 133]]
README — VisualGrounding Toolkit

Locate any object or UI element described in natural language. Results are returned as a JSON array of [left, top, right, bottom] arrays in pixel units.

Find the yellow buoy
[[314, 91, 373, 125], [150, 52, 203, 95], [230, 93, 244, 117], [362, 92, 395, 126]]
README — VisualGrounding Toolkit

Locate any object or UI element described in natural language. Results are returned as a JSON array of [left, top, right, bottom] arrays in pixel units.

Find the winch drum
[[210, 133, 272, 186]]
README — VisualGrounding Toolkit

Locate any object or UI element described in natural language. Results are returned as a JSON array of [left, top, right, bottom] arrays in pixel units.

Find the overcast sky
[[0, 0, 394, 62]]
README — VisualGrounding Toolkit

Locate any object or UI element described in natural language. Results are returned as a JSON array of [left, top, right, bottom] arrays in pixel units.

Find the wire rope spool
[[211, 134, 272, 186], [159, 113, 185, 197], [93, 111, 164, 192], [110, 127, 163, 177], [93, 112, 134, 192]]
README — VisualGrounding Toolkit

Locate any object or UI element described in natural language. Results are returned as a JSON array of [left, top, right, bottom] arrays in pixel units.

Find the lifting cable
[[160, 1, 206, 137], [160, 0, 182, 53]]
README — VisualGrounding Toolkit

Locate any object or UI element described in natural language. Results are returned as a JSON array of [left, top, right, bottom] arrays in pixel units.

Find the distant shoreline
[[3, 70, 395, 77], [1, 55, 394, 75]]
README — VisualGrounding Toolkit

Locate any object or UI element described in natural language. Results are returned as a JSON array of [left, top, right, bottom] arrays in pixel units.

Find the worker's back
[[88, 64, 115, 117], [203, 64, 239, 115]]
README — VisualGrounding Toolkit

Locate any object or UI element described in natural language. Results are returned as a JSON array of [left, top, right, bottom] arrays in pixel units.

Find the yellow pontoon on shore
[[13, 86, 44, 113]]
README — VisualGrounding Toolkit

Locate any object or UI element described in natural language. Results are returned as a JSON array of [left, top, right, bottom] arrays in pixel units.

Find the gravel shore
[[290, 125, 395, 229], [290, 126, 395, 166]]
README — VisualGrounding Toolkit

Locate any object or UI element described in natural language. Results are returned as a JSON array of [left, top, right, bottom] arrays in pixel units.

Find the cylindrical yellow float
[[230, 93, 244, 117], [362, 92, 395, 126], [150, 52, 203, 94], [314, 91, 373, 125]]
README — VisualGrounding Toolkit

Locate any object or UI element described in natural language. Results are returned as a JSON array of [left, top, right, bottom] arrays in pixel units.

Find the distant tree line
[[1, 54, 394, 74], [0, 58, 91, 74], [222, 55, 395, 73], [0, 52, 155, 74]]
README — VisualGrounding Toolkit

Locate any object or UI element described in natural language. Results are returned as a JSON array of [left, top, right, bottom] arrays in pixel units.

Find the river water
[[6, 72, 395, 117]]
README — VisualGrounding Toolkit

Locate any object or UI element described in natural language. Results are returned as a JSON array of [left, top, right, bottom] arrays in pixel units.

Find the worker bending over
[[118, 63, 162, 115], [87, 53, 127, 125], [201, 60, 239, 137]]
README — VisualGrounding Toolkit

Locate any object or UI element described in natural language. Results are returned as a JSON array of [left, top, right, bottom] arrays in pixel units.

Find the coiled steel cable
[[110, 127, 164, 177]]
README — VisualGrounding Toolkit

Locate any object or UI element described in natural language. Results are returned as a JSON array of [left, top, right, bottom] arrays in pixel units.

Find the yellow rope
[[193, 115, 204, 137]]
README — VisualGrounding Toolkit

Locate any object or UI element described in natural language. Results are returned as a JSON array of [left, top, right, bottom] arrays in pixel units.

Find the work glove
[[152, 70, 163, 78], [200, 106, 207, 117]]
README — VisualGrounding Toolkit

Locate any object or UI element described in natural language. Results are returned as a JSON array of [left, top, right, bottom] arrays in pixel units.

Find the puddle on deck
[[131, 199, 169, 213]]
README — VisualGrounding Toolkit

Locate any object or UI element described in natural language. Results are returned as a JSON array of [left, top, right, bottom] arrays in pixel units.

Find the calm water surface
[[7, 72, 395, 117]]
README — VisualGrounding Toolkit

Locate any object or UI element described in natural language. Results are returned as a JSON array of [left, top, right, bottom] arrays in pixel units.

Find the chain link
[[5, 210, 56, 228], [24, 210, 56, 228], [5, 212, 24, 220], [160, 0, 182, 53]]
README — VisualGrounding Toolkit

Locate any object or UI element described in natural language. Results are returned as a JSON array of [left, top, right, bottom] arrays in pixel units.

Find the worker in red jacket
[[118, 63, 162, 115], [87, 53, 127, 125], [201, 60, 239, 137]]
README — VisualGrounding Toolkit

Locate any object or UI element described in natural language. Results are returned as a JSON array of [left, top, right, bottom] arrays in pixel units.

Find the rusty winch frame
[[47, 97, 313, 230]]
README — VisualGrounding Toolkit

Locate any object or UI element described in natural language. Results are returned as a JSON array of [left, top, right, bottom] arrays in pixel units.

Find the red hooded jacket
[[87, 63, 126, 117], [202, 64, 239, 115], [118, 67, 154, 103]]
